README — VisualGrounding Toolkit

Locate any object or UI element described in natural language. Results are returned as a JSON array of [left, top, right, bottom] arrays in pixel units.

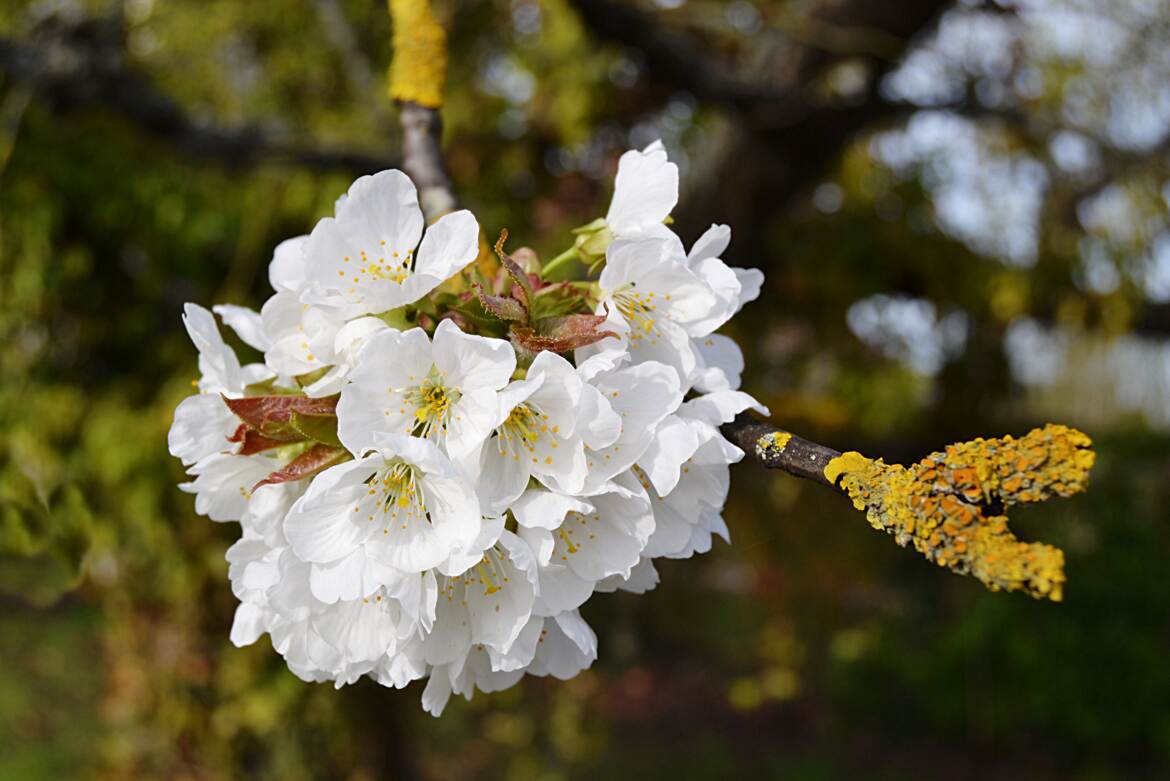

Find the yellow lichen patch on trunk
[[756, 431, 792, 458], [387, 0, 447, 108], [823, 424, 1095, 601]]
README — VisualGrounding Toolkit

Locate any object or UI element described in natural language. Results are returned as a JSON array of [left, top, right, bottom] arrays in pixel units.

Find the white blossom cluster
[[168, 141, 765, 716]]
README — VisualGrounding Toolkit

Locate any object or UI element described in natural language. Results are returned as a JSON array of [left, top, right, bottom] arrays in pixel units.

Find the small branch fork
[[722, 415, 1095, 601]]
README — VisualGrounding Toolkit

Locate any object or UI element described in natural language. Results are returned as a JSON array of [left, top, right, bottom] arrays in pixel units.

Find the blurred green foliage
[[2, 0, 1170, 779]]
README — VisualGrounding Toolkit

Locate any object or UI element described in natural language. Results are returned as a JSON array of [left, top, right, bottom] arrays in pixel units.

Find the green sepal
[[376, 306, 415, 330]]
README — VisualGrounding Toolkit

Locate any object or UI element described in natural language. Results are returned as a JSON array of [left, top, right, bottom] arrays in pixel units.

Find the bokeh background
[[3, 0, 1170, 778]]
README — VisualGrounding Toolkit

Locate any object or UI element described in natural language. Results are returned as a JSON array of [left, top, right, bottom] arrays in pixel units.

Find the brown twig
[[720, 414, 840, 486], [399, 102, 457, 219], [387, 0, 458, 221]]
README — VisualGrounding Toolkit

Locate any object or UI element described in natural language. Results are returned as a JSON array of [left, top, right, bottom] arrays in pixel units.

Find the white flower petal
[[510, 489, 592, 531], [528, 612, 597, 680], [432, 319, 516, 391], [183, 303, 243, 394], [180, 453, 279, 523], [687, 223, 731, 263], [680, 390, 768, 426], [168, 393, 235, 466], [596, 557, 660, 594], [486, 615, 543, 672], [269, 235, 309, 293], [413, 209, 480, 284], [463, 536, 535, 653], [421, 669, 454, 716], [475, 442, 532, 515], [213, 303, 270, 351], [605, 141, 679, 237], [445, 388, 500, 460], [691, 334, 746, 393], [230, 602, 270, 647], [575, 385, 622, 451], [636, 415, 703, 497], [313, 599, 400, 664], [284, 458, 377, 563], [334, 169, 423, 257]]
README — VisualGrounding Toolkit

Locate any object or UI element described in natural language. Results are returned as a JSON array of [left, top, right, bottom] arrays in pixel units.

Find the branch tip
[[823, 424, 1095, 601]]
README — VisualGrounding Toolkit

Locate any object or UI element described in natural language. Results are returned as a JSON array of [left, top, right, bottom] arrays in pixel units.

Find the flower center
[[495, 402, 557, 463], [442, 545, 512, 600], [405, 377, 459, 438], [613, 286, 660, 343], [364, 460, 428, 534], [555, 510, 599, 560], [350, 247, 415, 285]]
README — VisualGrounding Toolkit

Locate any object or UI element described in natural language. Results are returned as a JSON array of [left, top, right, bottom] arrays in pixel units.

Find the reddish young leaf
[[223, 394, 339, 438], [253, 444, 350, 490], [476, 284, 528, 323], [511, 313, 618, 354], [227, 424, 290, 455], [494, 230, 533, 310]]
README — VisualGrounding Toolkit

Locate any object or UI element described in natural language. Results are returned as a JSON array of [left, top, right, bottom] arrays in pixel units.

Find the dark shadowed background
[[3, 0, 1170, 778]]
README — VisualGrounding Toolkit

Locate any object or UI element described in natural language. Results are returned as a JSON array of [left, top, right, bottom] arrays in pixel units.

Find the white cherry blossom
[[579, 359, 682, 493], [300, 170, 480, 318], [587, 237, 716, 382], [423, 530, 538, 665], [170, 154, 770, 717], [268, 235, 309, 294], [337, 319, 515, 460], [168, 304, 273, 467], [470, 350, 588, 512], [421, 610, 597, 717], [691, 333, 746, 392], [179, 453, 281, 523], [636, 391, 764, 558], [285, 434, 485, 590], [512, 474, 655, 616], [260, 292, 346, 377], [301, 316, 391, 398], [680, 223, 764, 338]]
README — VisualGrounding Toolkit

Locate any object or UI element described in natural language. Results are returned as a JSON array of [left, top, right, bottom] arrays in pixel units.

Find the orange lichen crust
[[387, 0, 447, 108], [823, 425, 1095, 601]]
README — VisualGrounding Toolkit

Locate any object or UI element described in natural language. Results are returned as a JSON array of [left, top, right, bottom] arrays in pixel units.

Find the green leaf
[[288, 411, 343, 448]]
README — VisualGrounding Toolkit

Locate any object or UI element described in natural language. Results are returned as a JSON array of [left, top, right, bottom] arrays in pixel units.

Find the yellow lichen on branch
[[387, 0, 447, 108], [823, 424, 1095, 601], [756, 431, 792, 458]]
